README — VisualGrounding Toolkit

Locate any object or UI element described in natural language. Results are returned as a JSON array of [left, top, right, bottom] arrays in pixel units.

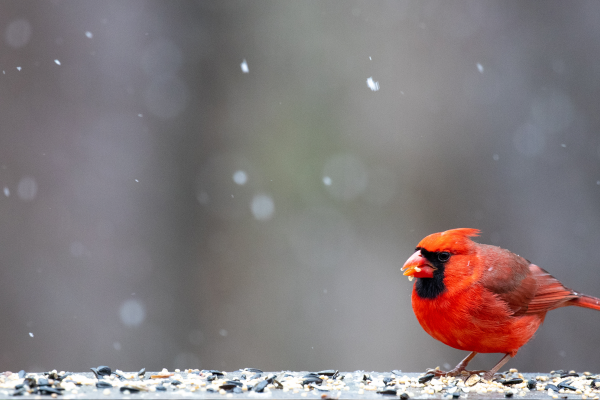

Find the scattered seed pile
[[1, 367, 599, 399]]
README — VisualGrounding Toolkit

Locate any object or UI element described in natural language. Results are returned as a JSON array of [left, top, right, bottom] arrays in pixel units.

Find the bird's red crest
[[417, 228, 480, 254]]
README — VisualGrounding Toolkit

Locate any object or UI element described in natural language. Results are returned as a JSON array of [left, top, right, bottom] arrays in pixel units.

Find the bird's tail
[[568, 294, 600, 311]]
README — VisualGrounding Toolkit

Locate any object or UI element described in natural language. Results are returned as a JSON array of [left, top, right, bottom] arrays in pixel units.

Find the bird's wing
[[524, 264, 578, 314], [477, 245, 576, 316], [477, 245, 539, 316]]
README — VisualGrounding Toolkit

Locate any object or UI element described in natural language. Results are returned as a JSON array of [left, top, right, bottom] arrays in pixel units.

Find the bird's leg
[[427, 351, 483, 377], [482, 353, 512, 381]]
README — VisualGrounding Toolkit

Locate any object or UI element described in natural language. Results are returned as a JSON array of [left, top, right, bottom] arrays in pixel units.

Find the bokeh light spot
[[251, 194, 274, 221], [17, 177, 38, 201], [119, 299, 146, 327], [232, 170, 247, 185]]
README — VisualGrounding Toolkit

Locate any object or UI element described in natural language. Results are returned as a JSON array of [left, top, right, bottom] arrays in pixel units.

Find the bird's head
[[401, 228, 480, 298]]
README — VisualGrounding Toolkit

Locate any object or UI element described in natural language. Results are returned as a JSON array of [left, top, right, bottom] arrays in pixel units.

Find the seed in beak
[[414, 267, 421, 272], [408, 276, 414, 281]]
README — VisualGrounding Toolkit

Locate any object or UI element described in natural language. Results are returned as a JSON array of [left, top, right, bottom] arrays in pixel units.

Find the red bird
[[401, 228, 600, 380]]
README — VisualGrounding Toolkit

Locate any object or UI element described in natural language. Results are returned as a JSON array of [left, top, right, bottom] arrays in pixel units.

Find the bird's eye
[[438, 252, 451, 262]]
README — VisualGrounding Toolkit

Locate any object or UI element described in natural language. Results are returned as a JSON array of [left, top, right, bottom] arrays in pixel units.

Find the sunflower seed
[[243, 368, 263, 373], [253, 379, 268, 392], [502, 378, 523, 385], [317, 370, 337, 376]]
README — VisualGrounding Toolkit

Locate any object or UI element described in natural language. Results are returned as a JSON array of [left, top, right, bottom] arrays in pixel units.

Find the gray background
[[2, 0, 600, 374]]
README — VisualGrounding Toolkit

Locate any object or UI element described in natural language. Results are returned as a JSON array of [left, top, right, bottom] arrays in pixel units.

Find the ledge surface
[[1, 369, 596, 399]]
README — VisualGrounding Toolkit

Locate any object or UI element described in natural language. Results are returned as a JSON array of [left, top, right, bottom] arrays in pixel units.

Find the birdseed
[[1, 367, 599, 398]]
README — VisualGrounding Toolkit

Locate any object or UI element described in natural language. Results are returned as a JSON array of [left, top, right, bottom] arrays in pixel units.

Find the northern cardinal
[[401, 228, 600, 380]]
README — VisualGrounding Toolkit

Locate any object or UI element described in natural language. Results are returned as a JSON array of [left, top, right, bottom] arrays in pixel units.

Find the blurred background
[[2, 0, 600, 374]]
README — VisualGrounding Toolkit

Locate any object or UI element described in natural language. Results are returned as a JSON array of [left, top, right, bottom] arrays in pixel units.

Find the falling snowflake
[[240, 59, 249, 73], [366, 77, 379, 91]]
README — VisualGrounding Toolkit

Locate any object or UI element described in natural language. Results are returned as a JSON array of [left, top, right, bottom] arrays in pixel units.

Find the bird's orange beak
[[401, 250, 436, 280]]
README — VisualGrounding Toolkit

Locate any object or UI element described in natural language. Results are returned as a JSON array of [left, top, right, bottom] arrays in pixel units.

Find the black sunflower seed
[[222, 380, 243, 387], [45, 371, 59, 380], [120, 386, 140, 393], [304, 372, 319, 378], [250, 373, 261, 380], [318, 370, 337, 376], [155, 385, 166, 391], [418, 374, 435, 384], [37, 378, 49, 386], [37, 386, 63, 395], [23, 377, 36, 388], [171, 380, 182, 386], [383, 377, 393, 385], [592, 379, 600, 387], [219, 384, 237, 391], [400, 393, 410, 400], [233, 387, 243, 394], [244, 368, 263, 373], [452, 392, 460, 399], [138, 368, 145, 378], [302, 376, 323, 385], [545, 384, 559, 392], [203, 370, 224, 376], [18, 370, 26, 379], [527, 379, 537, 389], [207, 375, 217, 381], [377, 388, 397, 395], [253, 379, 268, 392], [558, 381, 576, 391], [391, 370, 402, 376], [57, 372, 72, 382], [505, 391, 514, 398], [97, 366, 111, 376], [363, 374, 371, 382], [502, 378, 523, 385], [561, 373, 579, 379], [96, 381, 113, 388]]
